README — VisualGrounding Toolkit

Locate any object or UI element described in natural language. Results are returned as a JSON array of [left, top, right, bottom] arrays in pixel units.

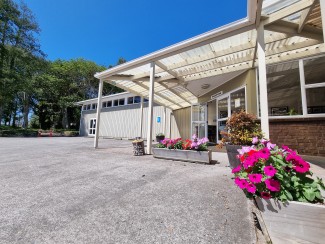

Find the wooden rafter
[[298, 0, 317, 33]]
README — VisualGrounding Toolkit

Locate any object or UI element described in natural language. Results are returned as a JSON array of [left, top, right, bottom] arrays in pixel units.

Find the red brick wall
[[269, 118, 325, 156]]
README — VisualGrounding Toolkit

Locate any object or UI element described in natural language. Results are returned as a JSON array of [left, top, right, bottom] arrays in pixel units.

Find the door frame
[[89, 118, 96, 136], [216, 86, 247, 142], [190, 103, 208, 138]]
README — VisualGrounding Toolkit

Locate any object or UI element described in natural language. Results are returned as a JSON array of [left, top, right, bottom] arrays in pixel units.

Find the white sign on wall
[[235, 98, 241, 108]]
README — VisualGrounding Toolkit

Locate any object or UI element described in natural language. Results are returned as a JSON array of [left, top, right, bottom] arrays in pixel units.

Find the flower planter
[[225, 144, 242, 169], [152, 148, 211, 164], [255, 197, 325, 243], [156, 135, 165, 142]]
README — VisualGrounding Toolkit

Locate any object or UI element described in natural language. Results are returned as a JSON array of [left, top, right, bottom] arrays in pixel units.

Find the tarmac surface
[[0, 137, 255, 244]]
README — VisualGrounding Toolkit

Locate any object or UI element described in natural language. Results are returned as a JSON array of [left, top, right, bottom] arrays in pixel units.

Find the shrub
[[220, 110, 263, 146], [63, 131, 79, 137]]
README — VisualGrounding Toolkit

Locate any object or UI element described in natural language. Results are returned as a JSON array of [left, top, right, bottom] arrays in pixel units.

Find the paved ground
[[0, 137, 255, 244]]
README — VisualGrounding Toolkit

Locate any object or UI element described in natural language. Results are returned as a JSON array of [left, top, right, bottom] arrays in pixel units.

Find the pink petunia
[[293, 160, 310, 173], [265, 179, 281, 192], [258, 148, 271, 160], [264, 165, 277, 177], [234, 178, 249, 189], [237, 146, 253, 155], [252, 137, 259, 144], [261, 192, 272, 199], [246, 183, 256, 193], [248, 174, 263, 183], [232, 165, 242, 174]]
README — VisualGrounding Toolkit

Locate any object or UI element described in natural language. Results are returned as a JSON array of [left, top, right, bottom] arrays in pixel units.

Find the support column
[[146, 62, 155, 154], [139, 96, 144, 138], [256, 24, 270, 139], [163, 107, 166, 136], [320, 0, 325, 41], [94, 79, 103, 148]]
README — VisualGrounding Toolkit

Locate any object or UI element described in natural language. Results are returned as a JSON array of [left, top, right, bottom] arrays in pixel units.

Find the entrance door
[[191, 104, 207, 138], [217, 96, 230, 141], [216, 87, 246, 141], [89, 118, 96, 136]]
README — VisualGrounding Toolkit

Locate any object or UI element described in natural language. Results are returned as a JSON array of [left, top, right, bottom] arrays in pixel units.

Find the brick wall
[[269, 118, 325, 156]]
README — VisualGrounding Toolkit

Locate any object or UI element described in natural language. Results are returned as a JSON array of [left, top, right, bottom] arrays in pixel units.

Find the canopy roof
[[95, 0, 324, 110]]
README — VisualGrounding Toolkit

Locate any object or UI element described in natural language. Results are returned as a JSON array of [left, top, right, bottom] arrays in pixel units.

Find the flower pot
[[156, 135, 165, 142], [132, 141, 145, 156], [152, 147, 211, 164], [225, 144, 242, 169], [255, 197, 325, 243]]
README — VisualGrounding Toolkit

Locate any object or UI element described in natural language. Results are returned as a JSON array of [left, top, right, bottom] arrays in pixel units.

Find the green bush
[[63, 131, 79, 137]]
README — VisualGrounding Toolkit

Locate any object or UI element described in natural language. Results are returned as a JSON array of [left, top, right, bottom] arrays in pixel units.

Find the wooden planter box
[[152, 148, 211, 164], [255, 197, 325, 243]]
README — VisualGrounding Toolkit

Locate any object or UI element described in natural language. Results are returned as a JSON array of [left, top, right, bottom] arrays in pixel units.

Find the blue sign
[[157, 116, 161, 123]]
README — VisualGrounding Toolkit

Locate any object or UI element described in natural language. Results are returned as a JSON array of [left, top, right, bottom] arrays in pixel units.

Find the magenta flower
[[261, 192, 272, 199], [252, 137, 259, 144], [232, 165, 242, 173], [265, 179, 281, 192], [246, 183, 256, 193], [192, 134, 197, 140], [248, 174, 263, 183], [293, 160, 310, 173], [260, 139, 269, 145], [257, 148, 270, 160], [234, 178, 249, 189], [264, 165, 277, 177]]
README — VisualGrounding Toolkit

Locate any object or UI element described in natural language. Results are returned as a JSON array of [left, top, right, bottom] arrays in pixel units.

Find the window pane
[[87, 104, 91, 110], [306, 87, 325, 114], [114, 100, 118, 106], [217, 98, 228, 119], [266, 61, 302, 116], [134, 96, 141, 103], [304, 56, 325, 85], [127, 97, 134, 104], [144, 98, 149, 102], [231, 88, 245, 114], [119, 99, 125, 106], [92, 104, 97, 110], [107, 101, 112, 107], [102, 102, 106, 107]]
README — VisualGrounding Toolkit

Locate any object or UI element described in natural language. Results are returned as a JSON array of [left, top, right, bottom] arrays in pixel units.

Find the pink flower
[[260, 139, 269, 145], [265, 179, 281, 192], [293, 160, 310, 173], [234, 178, 249, 189], [266, 142, 276, 150], [238, 146, 252, 155], [246, 183, 256, 193], [191, 142, 198, 149], [232, 165, 242, 173], [252, 137, 259, 144], [248, 174, 263, 183], [264, 165, 277, 177], [257, 148, 271, 160], [261, 192, 272, 199], [192, 134, 197, 140]]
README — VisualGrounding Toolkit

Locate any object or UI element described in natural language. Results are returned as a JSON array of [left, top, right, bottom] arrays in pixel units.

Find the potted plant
[[218, 110, 263, 169], [232, 139, 325, 243], [152, 134, 211, 164], [156, 133, 165, 142]]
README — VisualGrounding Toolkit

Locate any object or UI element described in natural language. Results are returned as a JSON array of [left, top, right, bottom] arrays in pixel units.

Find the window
[[134, 96, 141, 103], [87, 104, 91, 110], [92, 103, 97, 110], [119, 98, 125, 106], [303, 56, 325, 115], [83, 105, 87, 110], [102, 101, 107, 108], [266, 61, 302, 116], [127, 97, 134, 104], [113, 100, 118, 106], [89, 118, 96, 135], [144, 98, 149, 102], [107, 101, 112, 107]]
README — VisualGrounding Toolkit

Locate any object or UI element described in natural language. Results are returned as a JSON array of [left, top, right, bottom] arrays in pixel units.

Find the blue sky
[[24, 0, 247, 67]]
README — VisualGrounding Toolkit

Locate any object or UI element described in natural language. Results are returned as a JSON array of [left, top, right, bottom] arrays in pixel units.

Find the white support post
[[320, 0, 325, 42], [146, 62, 155, 154], [139, 96, 144, 138], [256, 24, 270, 139], [94, 79, 103, 148], [163, 107, 166, 136], [299, 59, 308, 116]]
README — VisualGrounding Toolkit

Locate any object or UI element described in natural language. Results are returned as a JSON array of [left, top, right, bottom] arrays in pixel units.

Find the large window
[[263, 55, 325, 117]]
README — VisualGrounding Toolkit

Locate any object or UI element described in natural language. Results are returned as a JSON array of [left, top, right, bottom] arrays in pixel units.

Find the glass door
[[217, 96, 230, 141], [191, 104, 207, 138], [89, 118, 96, 136]]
